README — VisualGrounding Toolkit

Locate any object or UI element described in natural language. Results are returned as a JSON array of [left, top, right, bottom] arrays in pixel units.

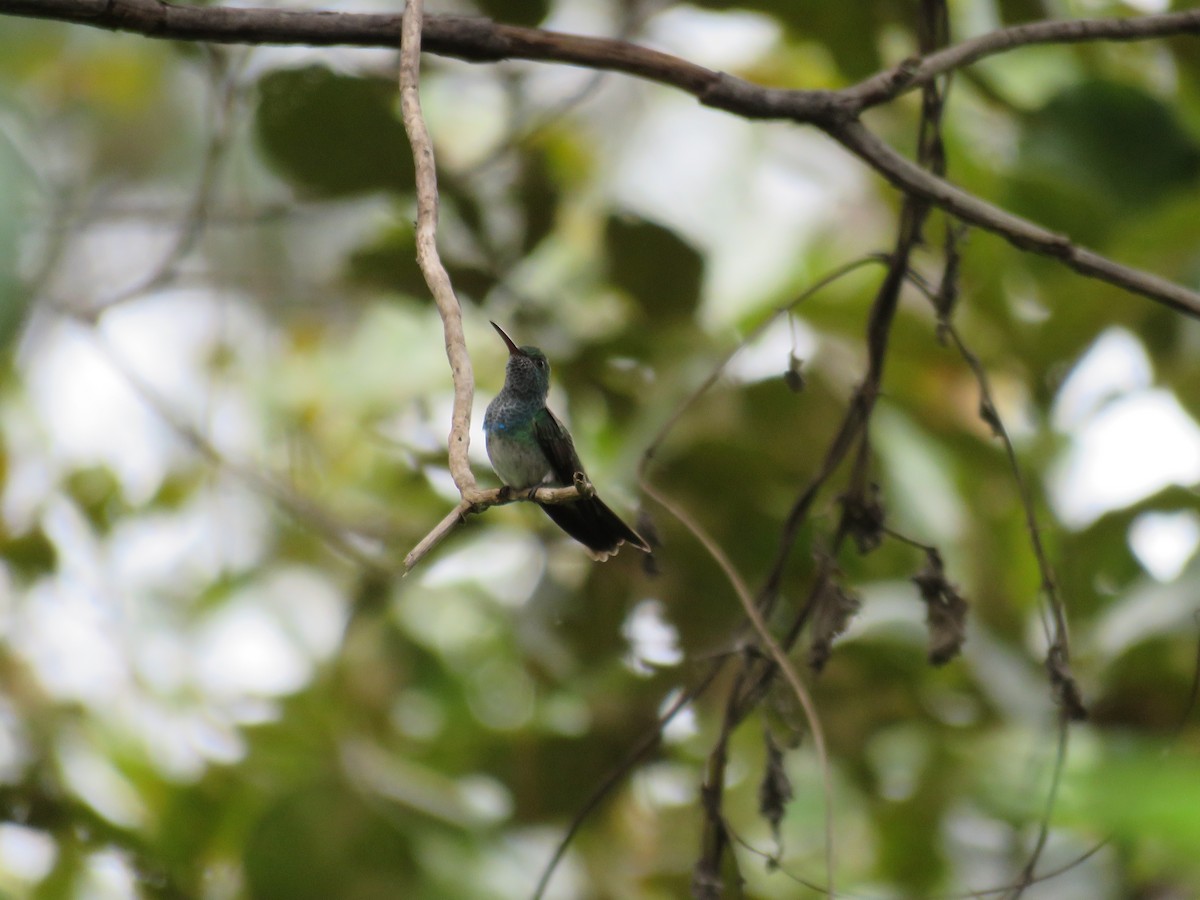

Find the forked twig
[[640, 479, 836, 897]]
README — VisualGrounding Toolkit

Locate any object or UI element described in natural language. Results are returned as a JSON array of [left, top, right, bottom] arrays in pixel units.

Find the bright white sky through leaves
[[1050, 327, 1200, 576]]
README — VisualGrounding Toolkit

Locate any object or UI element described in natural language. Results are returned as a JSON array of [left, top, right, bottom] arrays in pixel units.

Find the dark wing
[[531, 406, 587, 486], [531, 407, 651, 559]]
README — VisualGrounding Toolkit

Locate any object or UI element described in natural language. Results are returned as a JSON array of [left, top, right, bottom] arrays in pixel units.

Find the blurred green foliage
[[1, 1, 1200, 899], [255, 66, 415, 198], [1010, 80, 1200, 240]]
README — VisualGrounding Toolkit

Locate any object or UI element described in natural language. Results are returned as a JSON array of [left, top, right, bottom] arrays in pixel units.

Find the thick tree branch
[[12, 0, 1197, 95], [7, 0, 1200, 320]]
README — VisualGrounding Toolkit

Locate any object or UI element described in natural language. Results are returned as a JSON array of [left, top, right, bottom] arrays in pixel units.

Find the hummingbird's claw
[[572, 471, 596, 499]]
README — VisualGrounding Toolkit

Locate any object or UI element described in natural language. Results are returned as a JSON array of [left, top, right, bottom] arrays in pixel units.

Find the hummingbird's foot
[[497, 484, 514, 502], [572, 471, 596, 499]]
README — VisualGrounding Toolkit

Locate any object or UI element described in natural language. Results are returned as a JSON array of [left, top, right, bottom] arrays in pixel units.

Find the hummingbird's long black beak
[[490, 321, 525, 357]]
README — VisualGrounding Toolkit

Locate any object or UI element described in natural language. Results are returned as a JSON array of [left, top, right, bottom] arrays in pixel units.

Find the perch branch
[[402, 483, 582, 571]]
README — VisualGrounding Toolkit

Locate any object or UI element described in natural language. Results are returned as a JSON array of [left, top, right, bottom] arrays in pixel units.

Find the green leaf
[[63, 466, 124, 533], [516, 149, 558, 254], [994, 0, 1049, 23], [346, 222, 427, 297], [0, 20, 68, 80], [605, 216, 703, 324], [0, 527, 57, 579], [1060, 744, 1200, 861], [474, 0, 551, 28], [685, 0, 907, 79], [244, 783, 417, 900], [0, 131, 32, 354], [255, 66, 414, 198], [1018, 80, 1200, 214], [347, 221, 495, 302]]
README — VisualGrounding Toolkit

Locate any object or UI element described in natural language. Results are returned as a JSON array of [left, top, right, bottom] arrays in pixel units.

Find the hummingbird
[[483, 322, 651, 561]]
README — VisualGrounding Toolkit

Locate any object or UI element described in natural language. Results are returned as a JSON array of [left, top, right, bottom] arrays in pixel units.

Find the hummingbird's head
[[491, 321, 551, 400]]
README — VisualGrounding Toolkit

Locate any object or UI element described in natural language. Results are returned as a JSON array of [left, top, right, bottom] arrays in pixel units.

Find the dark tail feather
[[539, 496, 651, 561]]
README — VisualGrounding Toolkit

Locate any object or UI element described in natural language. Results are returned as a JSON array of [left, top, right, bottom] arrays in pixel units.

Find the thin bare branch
[[640, 480, 836, 897], [826, 119, 1200, 320], [935, 321, 1082, 898], [1008, 717, 1072, 900], [531, 661, 727, 900], [639, 254, 887, 481], [398, 0, 479, 502], [940, 322, 1082, 714], [727, 817, 1110, 899], [894, 242, 1080, 892], [761, 192, 925, 611], [83, 48, 247, 316], [846, 10, 1200, 109]]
